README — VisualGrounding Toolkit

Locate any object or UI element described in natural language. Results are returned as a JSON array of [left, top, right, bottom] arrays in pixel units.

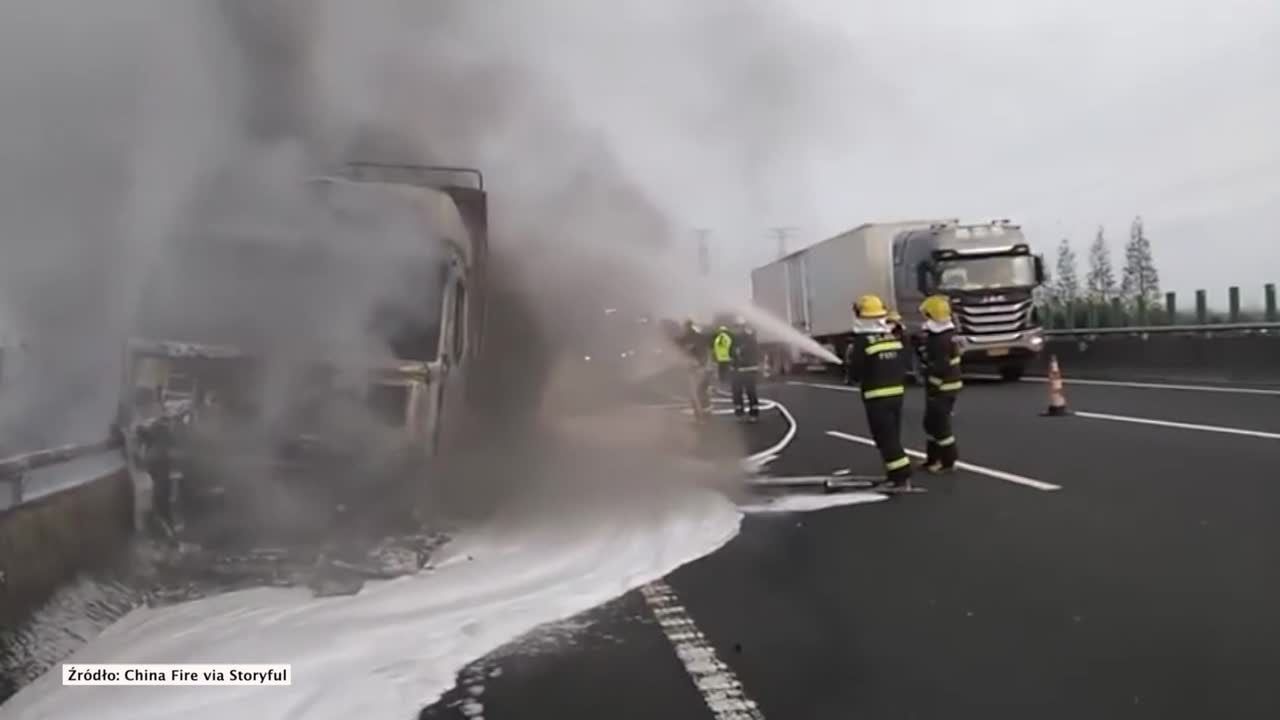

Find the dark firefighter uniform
[[730, 320, 761, 420], [678, 319, 713, 421], [138, 416, 176, 533], [846, 295, 912, 486], [919, 295, 963, 472], [712, 325, 734, 386]]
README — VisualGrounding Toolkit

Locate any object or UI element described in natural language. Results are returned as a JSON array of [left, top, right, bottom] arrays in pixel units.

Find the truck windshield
[[135, 237, 445, 362], [935, 255, 1037, 291]]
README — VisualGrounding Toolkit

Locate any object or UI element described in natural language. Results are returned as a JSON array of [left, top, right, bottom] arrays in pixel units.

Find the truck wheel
[[999, 363, 1026, 382]]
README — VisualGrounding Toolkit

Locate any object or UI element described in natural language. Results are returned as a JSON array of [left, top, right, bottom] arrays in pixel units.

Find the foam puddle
[[1, 487, 742, 720]]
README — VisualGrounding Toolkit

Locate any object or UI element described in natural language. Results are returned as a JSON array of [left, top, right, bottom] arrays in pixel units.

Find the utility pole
[[694, 228, 712, 277], [769, 227, 799, 259]]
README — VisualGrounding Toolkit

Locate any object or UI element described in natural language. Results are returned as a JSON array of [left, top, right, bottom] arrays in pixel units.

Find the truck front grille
[[956, 299, 1033, 335]]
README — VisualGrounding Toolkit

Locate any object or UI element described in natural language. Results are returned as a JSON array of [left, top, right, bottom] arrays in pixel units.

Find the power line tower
[[694, 228, 712, 276], [769, 227, 800, 259]]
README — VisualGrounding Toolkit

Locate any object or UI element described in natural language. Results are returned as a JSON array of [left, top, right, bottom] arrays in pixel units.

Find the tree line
[[1041, 216, 1161, 326]]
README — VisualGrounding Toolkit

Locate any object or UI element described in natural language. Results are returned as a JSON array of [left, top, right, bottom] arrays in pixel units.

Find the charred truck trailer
[[115, 164, 488, 542], [751, 219, 1046, 381]]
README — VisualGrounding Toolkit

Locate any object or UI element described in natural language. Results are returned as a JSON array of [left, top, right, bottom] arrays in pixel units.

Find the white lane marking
[[640, 581, 766, 719], [1073, 410, 1280, 441], [825, 430, 1062, 492], [969, 374, 1280, 397]]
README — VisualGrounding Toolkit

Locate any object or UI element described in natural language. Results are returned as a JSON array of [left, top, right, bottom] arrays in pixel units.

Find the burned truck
[[116, 164, 488, 545]]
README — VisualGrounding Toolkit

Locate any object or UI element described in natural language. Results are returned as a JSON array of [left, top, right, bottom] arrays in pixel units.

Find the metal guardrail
[[1044, 322, 1280, 336], [0, 435, 123, 508]]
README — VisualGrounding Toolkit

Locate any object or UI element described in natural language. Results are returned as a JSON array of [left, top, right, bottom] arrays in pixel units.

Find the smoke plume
[[0, 0, 860, 522]]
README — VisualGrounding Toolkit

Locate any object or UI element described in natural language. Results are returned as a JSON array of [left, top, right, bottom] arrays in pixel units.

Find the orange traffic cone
[[1041, 355, 1071, 417]]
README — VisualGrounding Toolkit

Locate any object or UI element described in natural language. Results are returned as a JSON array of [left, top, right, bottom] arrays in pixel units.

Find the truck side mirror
[[915, 261, 931, 294], [1034, 255, 1046, 284]]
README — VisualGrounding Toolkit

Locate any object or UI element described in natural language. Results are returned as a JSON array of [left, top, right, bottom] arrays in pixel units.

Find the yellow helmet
[[854, 294, 888, 319], [920, 294, 952, 321], [886, 310, 902, 323]]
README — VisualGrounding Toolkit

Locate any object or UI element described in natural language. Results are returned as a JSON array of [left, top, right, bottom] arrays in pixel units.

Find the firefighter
[[678, 318, 713, 422], [712, 324, 734, 387], [919, 295, 963, 472], [847, 295, 913, 487], [138, 415, 176, 535], [730, 316, 761, 421]]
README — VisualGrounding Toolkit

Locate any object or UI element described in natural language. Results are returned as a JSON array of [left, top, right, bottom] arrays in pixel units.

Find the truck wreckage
[[115, 164, 489, 597]]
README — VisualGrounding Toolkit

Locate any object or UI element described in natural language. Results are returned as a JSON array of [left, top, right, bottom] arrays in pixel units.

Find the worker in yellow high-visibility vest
[[712, 324, 734, 388]]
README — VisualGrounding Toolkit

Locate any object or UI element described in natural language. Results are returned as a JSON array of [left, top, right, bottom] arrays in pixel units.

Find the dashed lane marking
[[1073, 410, 1280, 441], [825, 430, 1063, 492], [640, 581, 766, 720]]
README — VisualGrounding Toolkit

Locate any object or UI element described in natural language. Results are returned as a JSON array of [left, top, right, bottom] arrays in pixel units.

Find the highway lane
[[422, 376, 1280, 719]]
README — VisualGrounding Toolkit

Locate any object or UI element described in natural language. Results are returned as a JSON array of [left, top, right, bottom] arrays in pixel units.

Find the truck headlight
[[1029, 335, 1044, 348]]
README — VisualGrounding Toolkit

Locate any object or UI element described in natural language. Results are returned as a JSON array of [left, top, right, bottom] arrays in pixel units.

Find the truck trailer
[[751, 219, 1046, 381]]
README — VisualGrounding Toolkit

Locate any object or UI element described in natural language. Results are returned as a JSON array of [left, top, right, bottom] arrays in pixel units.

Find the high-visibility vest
[[712, 330, 733, 363]]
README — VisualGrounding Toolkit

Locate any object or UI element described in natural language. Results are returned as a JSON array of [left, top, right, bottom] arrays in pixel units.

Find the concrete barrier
[[1040, 331, 1280, 387], [0, 462, 133, 629]]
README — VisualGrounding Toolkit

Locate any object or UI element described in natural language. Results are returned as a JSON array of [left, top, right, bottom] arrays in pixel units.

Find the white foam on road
[[1073, 410, 1280, 441], [739, 492, 887, 514], [825, 430, 1062, 492], [2, 488, 744, 720]]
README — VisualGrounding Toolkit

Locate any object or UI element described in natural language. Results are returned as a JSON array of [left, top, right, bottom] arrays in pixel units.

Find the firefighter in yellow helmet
[[846, 294, 913, 488], [919, 295, 963, 472]]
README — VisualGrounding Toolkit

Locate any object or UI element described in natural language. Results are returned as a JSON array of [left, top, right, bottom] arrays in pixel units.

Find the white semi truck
[[751, 219, 1047, 381]]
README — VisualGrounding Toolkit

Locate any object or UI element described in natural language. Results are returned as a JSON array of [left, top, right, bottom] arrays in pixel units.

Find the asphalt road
[[423, 371, 1280, 719]]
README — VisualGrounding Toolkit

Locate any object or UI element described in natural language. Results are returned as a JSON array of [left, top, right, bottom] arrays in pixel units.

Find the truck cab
[[893, 220, 1046, 381], [116, 163, 488, 541]]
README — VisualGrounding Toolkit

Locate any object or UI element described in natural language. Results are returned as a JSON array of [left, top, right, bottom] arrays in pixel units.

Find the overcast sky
[[514, 0, 1279, 307]]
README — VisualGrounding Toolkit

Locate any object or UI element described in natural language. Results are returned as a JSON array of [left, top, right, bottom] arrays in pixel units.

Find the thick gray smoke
[[0, 1, 243, 452], [0, 0, 859, 521]]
